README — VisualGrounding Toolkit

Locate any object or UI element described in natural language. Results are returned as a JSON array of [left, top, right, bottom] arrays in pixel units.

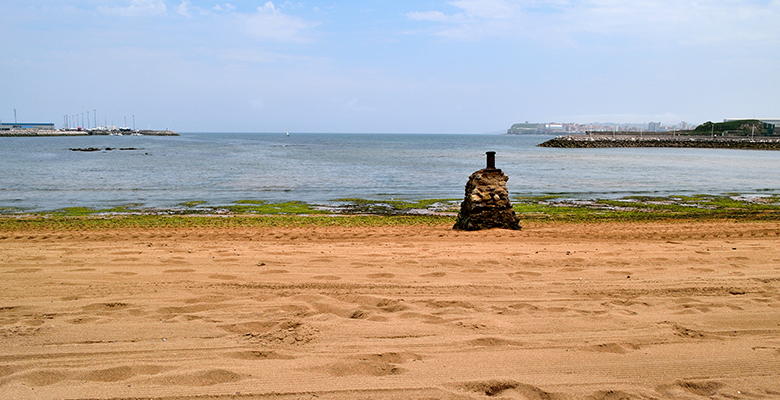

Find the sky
[[1, 0, 778, 133]]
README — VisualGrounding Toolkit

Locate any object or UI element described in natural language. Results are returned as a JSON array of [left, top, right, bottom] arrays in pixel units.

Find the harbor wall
[[539, 135, 780, 150]]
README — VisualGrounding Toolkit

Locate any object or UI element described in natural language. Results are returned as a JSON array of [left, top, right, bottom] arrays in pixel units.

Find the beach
[[1, 220, 778, 399]]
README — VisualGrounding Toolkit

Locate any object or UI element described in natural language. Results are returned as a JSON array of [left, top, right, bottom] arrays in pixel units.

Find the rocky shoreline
[[539, 134, 780, 150]]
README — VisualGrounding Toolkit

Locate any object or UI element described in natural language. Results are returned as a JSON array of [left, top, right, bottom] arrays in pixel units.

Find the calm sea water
[[1, 132, 779, 211]]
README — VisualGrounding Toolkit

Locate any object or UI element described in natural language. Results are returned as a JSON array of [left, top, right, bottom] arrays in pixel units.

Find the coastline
[[539, 134, 780, 150], [2, 193, 778, 229]]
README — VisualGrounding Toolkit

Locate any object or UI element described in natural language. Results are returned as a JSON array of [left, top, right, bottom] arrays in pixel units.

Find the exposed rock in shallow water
[[69, 147, 141, 152], [453, 156, 521, 231]]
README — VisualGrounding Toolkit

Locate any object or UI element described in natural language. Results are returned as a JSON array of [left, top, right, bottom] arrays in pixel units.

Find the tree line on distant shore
[[693, 120, 775, 136]]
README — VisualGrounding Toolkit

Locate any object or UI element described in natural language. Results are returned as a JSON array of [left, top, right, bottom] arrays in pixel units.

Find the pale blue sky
[[1, 0, 778, 132]]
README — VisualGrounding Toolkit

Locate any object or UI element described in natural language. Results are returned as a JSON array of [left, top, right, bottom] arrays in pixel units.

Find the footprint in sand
[[14, 370, 68, 386], [420, 272, 446, 277], [5, 268, 41, 274], [350, 262, 374, 267], [81, 365, 166, 382], [310, 257, 335, 263], [82, 302, 130, 311], [161, 259, 189, 265], [208, 274, 238, 280], [219, 320, 277, 334], [0, 365, 18, 378], [461, 268, 486, 273], [507, 271, 542, 278], [226, 350, 294, 360], [467, 337, 522, 347], [163, 268, 195, 273], [111, 271, 138, 276], [213, 258, 240, 263], [322, 352, 422, 377], [423, 300, 477, 310], [508, 303, 541, 312], [67, 316, 100, 324], [453, 380, 555, 398], [311, 275, 341, 280], [587, 390, 643, 400], [111, 251, 142, 256], [657, 380, 726, 398], [151, 369, 243, 386], [582, 343, 641, 354], [367, 273, 395, 279], [183, 295, 232, 304], [258, 269, 289, 274]]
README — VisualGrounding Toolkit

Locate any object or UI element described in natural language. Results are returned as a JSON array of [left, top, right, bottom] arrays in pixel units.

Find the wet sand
[[0, 221, 779, 399]]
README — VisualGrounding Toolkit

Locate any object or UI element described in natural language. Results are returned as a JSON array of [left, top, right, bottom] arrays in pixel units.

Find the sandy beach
[[1, 220, 779, 399]]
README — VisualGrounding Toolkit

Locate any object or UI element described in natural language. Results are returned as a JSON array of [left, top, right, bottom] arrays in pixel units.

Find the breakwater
[[539, 134, 780, 150]]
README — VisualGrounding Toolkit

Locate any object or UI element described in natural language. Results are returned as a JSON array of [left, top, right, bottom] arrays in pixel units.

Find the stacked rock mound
[[453, 152, 521, 231]]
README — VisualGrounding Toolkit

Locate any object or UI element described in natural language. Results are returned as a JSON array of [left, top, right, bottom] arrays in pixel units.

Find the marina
[[0, 127, 177, 137], [1, 109, 177, 136]]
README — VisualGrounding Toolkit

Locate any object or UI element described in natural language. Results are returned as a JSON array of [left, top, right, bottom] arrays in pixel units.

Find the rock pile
[[453, 152, 521, 231], [539, 135, 780, 150]]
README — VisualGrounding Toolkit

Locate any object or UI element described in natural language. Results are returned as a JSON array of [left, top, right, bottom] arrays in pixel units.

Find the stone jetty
[[539, 134, 780, 150], [453, 152, 521, 231]]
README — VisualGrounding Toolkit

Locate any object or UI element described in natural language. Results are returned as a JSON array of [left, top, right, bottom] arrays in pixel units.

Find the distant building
[[0, 122, 55, 130], [647, 122, 661, 132], [507, 122, 575, 134], [544, 123, 565, 132]]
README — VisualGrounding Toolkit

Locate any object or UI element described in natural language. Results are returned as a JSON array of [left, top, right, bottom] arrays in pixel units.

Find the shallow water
[[1, 132, 778, 211]]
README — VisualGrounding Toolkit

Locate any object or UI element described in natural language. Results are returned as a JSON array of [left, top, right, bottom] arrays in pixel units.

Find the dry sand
[[0, 221, 778, 399]]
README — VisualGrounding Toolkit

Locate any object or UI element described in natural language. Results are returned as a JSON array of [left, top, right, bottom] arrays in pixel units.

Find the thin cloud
[[406, 0, 780, 45], [242, 1, 315, 42], [98, 0, 167, 17], [406, 11, 450, 22], [213, 3, 236, 13], [176, 0, 191, 17], [449, 0, 514, 19], [170, 1, 314, 42]]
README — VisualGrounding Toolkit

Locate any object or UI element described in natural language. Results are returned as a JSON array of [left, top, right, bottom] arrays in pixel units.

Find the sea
[[1, 132, 779, 211]]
